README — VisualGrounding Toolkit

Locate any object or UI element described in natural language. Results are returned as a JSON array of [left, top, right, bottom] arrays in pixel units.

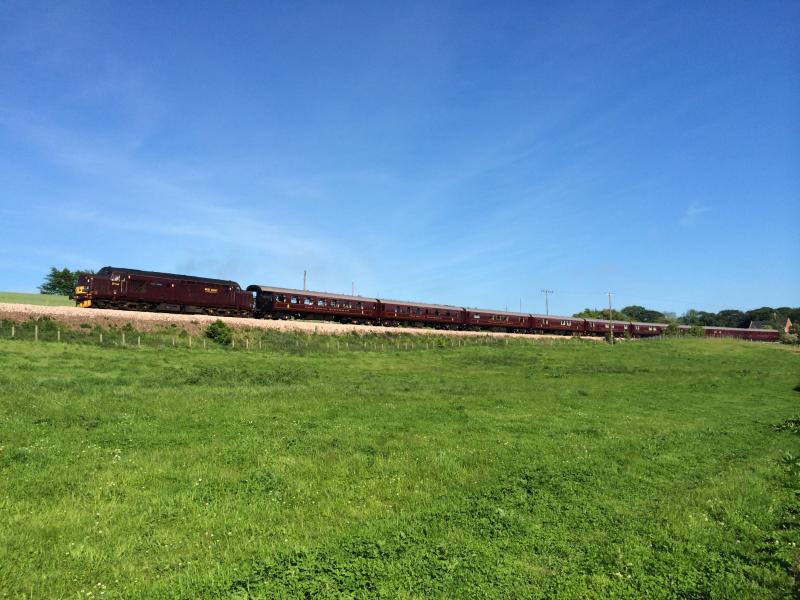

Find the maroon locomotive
[[72, 267, 253, 317]]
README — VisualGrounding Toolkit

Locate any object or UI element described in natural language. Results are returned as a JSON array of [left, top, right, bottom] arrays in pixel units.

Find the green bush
[[687, 325, 705, 337], [205, 320, 233, 345]]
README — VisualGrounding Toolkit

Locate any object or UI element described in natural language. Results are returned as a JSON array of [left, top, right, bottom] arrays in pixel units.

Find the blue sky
[[1, 1, 798, 316]]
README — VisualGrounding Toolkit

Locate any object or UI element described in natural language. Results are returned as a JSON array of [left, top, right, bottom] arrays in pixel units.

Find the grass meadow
[[0, 330, 798, 598], [0, 291, 72, 306]]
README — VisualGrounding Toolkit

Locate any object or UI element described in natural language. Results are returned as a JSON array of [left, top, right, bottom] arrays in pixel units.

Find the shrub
[[780, 332, 799, 345], [687, 325, 705, 337], [205, 320, 233, 345], [664, 323, 679, 337]]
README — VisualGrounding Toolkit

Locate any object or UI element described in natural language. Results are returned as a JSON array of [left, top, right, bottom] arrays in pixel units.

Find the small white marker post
[[57, 330, 61, 342], [34, 325, 38, 342], [122, 332, 125, 346]]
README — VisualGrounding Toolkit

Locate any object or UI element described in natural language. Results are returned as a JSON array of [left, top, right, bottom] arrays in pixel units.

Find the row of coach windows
[[287, 295, 363, 309], [395, 307, 452, 316]]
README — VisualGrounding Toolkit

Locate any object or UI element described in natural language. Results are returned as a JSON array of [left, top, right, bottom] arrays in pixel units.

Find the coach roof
[[247, 285, 378, 303], [379, 298, 464, 311]]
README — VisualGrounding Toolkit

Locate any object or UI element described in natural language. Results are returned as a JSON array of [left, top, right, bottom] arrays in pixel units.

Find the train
[[71, 266, 781, 342]]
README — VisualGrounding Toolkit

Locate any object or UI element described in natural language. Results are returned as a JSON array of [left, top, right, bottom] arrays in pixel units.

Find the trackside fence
[[0, 317, 591, 356]]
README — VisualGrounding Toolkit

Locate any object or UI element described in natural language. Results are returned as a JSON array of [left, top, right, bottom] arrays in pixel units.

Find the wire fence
[[0, 317, 587, 355]]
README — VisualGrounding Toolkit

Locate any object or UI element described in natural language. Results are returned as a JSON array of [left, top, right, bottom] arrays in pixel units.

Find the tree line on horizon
[[573, 305, 799, 331]]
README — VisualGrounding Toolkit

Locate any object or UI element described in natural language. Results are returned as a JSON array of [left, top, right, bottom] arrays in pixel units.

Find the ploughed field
[[1, 336, 798, 598]]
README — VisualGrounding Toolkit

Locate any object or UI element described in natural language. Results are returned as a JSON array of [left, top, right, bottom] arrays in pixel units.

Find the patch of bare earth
[[0, 303, 600, 340]]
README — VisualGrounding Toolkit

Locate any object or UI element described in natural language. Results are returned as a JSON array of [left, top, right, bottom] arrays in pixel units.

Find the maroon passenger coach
[[378, 299, 464, 328], [530, 314, 584, 335], [248, 285, 380, 324], [464, 309, 529, 332], [72, 266, 253, 316], [584, 318, 630, 337], [703, 326, 780, 341]]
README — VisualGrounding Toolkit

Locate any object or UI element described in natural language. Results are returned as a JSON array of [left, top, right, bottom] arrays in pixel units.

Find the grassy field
[[0, 334, 798, 599], [0, 291, 72, 306]]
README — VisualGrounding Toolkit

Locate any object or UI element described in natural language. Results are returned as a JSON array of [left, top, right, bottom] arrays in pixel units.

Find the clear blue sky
[[1, 1, 798, 316]]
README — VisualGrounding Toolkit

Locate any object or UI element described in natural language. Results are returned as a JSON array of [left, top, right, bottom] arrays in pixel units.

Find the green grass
[[0, 334, 798, 598], [0, 291, 72, 306]]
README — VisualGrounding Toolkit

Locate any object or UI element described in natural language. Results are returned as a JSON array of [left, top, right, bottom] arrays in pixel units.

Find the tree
[[715, 309, 747, 328], [620, 305, 667, 323], [39, 267, 94, 296]]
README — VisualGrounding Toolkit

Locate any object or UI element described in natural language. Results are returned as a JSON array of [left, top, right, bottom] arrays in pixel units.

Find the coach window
[[304, 297, 313, 305], [330, 300, 337, 308], [317, 299, 326, 307], [291, 296, 298, 304]]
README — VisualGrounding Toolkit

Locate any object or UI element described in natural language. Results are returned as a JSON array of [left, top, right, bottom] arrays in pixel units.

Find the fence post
[[188, 336, 192, 348], [57, 329, 61, 342], [99, 333, 103, 344], [11, 325, 14, 338], [246, 338, 249, 350], [259, 339, 262, 350], [138, 336, 141, 347], [34, 325, 38, 342], [232, 339, 235, 349], [203, 338, 206, 350], [172, 337, 175, 346], [122, 332, 126, 346]]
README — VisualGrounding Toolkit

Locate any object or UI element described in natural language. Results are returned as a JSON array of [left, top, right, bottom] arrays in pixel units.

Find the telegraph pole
[[351, 281, 355, 296], [607, 291, 614, 345], [303, 270, 307, 291], [541, 289, 553, 315]]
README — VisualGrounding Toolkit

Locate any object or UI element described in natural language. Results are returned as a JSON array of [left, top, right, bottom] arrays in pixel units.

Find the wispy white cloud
[[680, 202, 710, 226]]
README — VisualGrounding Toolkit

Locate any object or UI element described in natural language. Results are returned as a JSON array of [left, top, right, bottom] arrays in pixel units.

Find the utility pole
[[351, 281, 355, 296], [519, 298, 522, 313], [607, 291, 614, 345], [541, 289, 553, 315], [303, 270, 307, 291]]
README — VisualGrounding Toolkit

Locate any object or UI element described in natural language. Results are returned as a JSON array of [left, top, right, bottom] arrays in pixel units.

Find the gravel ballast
[[0, 303, 599, 340]]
